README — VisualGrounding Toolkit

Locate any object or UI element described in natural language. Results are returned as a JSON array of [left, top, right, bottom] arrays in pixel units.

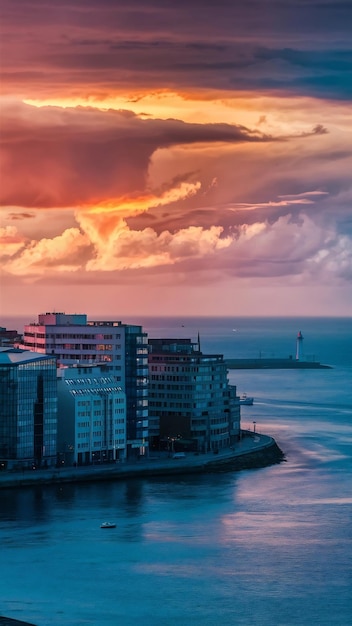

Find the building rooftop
[[148, 338, 223, 360], [0, 347, 56, 366]]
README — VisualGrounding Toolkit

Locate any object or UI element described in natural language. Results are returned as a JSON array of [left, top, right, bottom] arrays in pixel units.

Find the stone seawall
[[226, 358, 331, 369], [205, 441, 285, 472], [0, 435, 285, 489]]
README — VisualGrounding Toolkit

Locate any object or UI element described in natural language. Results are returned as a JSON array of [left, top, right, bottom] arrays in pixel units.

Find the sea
[[0, 316, 351, 626]]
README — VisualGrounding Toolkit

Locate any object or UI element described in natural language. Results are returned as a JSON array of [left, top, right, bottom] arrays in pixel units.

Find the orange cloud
[[1, 181, 233, 276], [77, 181, 231, 271], [87, 181, 201, 216]]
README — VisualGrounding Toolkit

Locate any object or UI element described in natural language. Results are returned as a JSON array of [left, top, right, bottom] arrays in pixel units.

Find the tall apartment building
[[18, 312, 149, 457], [0, 347, 57, 470], [57, 365, 126, 465], [19, 313, 123, 372], [148, 338, 240, 453]]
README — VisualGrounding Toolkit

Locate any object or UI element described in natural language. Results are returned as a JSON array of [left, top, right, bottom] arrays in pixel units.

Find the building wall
[[56, 377, 75, 466], [0, 327, 22, 347], [57, 365, 127, 465], [19, 321, 125, 384]]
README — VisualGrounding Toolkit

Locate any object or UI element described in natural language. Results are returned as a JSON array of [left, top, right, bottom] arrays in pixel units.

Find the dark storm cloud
[[8, 212, 36, 220], [1, 0, 351, 98], [0, 100, 271, 208]]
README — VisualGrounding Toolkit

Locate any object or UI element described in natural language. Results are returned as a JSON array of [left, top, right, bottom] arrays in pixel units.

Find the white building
[[18, 312, 149, 458], [19, 313, 124, 377], [57, 365, 126, 466]]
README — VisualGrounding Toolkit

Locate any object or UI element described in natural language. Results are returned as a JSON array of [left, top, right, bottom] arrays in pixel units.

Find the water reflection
[[1, 318, 351, 626], [123, 479, 145, 515], [0, 487, 52, 523]]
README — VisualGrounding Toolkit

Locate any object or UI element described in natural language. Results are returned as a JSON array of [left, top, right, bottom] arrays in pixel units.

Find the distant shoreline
[[0, 433, 285, 490]]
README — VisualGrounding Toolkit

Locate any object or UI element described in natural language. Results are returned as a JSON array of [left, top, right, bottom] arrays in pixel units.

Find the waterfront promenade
[[0, 432, 284, 489]]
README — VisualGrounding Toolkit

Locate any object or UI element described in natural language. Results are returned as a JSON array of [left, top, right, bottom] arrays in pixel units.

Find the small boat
[[101, 522, 116, 529], [239, 393, 254, 406]]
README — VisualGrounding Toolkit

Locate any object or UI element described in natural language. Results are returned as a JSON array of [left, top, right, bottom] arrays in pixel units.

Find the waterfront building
[[148, 338, 240, 453], [0, 326, 22, 347], [123, 324, 149, 457], [0, 347, 57, 470], [17, 312, 149, 457], [18, 313, 123, 374], [57, 365, 126, 465]]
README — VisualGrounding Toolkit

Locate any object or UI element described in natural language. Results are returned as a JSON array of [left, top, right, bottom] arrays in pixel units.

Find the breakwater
[[226, 358, 331, 369], [0, 434, 285, 489]]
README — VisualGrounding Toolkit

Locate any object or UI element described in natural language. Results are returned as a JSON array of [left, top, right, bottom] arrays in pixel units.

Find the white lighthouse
[[296, 331, 303, 361]]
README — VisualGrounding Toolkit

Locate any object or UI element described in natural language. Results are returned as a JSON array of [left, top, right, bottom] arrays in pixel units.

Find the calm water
[[0, 317, 351, 626]]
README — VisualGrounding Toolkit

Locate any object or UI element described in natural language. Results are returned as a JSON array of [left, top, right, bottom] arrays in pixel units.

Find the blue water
[[0, 317, 351, 626]]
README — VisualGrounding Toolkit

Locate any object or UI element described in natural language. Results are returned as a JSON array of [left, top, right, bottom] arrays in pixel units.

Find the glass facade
[[0, 351, 57, 469]]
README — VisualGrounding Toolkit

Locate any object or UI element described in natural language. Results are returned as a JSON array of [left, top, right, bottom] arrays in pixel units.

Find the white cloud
[[4, 228, 89, 276]]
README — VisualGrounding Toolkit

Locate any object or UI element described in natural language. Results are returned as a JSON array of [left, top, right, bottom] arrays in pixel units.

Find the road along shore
[[0, 432, 285, 490]]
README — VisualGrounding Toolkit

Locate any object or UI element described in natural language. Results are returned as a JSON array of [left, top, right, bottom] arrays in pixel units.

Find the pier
[[226, 358, 331, 369]]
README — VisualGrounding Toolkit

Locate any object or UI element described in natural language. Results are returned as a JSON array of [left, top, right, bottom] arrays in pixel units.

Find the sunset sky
[[1, 0, 351, 319]]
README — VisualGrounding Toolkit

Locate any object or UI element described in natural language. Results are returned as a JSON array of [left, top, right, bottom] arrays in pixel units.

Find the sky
[[1, 0, 352, 320]]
